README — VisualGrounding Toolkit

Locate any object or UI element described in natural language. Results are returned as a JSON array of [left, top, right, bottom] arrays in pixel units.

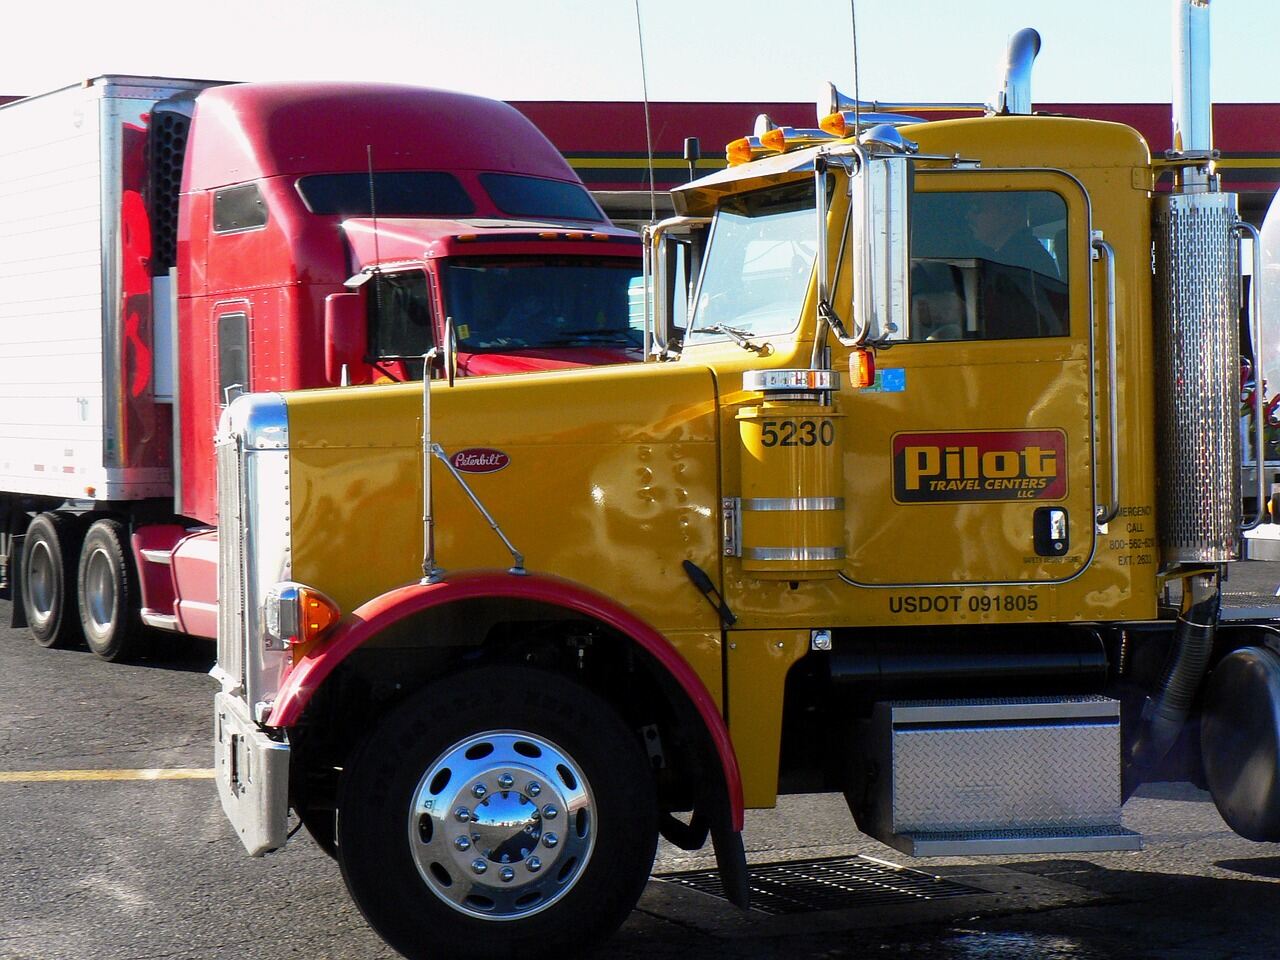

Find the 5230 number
[[760, 419, 835, 448]]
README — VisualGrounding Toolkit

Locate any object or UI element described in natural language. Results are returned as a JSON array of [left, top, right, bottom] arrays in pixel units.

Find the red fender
[[267, 571, 743, 829]]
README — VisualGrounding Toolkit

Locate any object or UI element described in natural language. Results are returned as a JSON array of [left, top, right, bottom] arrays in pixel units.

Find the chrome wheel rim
[[27, 540, 56, 627], [407, 730, 595, 920], [83, 547, 116, 634]]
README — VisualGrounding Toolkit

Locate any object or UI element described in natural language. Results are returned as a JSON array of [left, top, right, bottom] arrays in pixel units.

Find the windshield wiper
[[689, 324, 767, 353], [538, 329, 641, 347]]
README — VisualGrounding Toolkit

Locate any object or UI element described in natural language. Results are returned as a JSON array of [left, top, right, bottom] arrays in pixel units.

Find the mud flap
[[7, 535, 26, 628], [710, 820, 749, 909]]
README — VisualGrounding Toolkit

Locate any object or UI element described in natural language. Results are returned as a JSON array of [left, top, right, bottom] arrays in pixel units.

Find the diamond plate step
[[894, 824, 1142, 857]]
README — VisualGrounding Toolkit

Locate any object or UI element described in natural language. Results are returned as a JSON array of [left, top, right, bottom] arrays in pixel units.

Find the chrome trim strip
[[746, 546, 845, 561], [99, 93, 122, 469], [141, 611, 178, 630], [169, 268, 183, 514], [139, 548, 172, 564], [741, 497, 844, 512]]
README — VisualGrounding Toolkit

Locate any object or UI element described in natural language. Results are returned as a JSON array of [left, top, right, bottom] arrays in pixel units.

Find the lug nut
[[500, 867, 515, 883], [497, 773, 514, 789], [526, 781, 542, 797], [542, 832, 559, 849], [471, 859, 488, 875], [454, 836, 471, 851], [471, 783, 487, 799], [542, 804, 559, 820], [454, 807, 471, 823], [526, 856, 542, 872]]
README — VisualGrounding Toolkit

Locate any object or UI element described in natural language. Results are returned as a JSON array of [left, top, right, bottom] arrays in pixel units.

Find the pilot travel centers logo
[[892, 429, 1067, 503]]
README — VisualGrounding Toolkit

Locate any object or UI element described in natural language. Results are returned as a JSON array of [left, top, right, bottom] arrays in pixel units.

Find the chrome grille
[[216, 435, 245, 689], [1154, 192, 1242, 563]]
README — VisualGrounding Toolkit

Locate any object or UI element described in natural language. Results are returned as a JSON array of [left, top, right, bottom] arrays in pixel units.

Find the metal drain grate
[[658, 855, 982, 915]]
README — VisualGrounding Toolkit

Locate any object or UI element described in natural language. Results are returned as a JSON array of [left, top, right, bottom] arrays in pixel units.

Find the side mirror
[[817, 143, 913, 346], [849, 150, 912, 342], [645, 217, 711, 358], [324, 291, 366, 385]]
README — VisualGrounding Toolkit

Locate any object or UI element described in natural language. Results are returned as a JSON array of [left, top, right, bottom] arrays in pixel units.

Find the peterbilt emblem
[[450, 448, 509, 474]]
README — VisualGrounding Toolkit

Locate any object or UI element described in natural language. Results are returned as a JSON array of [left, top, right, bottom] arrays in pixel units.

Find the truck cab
[[0, 77, 640, 660], [211, 7, 1280, 960]]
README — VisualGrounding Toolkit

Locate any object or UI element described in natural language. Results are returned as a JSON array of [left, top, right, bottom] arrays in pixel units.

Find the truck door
[[843, 170, 1098, 587]]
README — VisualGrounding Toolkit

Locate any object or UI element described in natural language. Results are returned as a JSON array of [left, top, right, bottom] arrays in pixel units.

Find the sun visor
[[672, 145, 832, 218]]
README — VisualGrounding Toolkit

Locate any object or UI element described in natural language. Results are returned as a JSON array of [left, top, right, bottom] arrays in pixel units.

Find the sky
[[2, 0, 1276, 105]]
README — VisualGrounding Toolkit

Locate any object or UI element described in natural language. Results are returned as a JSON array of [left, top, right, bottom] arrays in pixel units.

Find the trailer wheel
[[77, 519, 146, 662], [336, 666, 657, 960], [20, 512, 85, 648]]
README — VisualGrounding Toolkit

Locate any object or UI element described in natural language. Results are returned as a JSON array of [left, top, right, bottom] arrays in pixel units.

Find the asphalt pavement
[[3, 570, 1280, 960]]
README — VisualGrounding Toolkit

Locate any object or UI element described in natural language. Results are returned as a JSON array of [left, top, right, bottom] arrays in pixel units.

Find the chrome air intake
[[994, 28, 1041, 116], [1153, 192, 1241, 563]]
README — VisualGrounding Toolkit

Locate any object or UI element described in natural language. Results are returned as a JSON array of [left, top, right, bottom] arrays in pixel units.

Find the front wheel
[[336, 665, 657, 960]]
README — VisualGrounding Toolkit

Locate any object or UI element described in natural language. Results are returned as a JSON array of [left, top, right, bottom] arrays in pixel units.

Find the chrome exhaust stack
[[1154, 0, 1245, 565], [1143, 0, 1243, 783], [994, 28, 1041, 116], [1171, 0, 1214, 192]]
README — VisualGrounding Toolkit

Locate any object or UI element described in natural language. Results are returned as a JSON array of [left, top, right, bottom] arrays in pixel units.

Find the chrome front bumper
[[214, 691, 290, 857]]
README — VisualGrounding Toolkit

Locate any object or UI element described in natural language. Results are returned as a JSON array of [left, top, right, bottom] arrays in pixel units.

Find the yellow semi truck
[[213, 3, 1280, 957]]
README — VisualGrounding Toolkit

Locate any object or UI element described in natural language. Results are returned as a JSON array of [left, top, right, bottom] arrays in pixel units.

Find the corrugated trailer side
[[0, 77, 208, 503]]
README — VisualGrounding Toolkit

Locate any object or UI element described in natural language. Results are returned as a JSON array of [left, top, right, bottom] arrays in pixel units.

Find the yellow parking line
[[0, 768, 216, 783]]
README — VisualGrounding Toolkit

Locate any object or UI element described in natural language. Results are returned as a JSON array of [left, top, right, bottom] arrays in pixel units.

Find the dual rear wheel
[[19, 512, 147, 661]]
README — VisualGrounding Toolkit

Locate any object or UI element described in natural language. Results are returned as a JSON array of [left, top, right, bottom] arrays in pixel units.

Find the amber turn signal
[[263, 581, 341, 647], [849, 348, 876, 388]]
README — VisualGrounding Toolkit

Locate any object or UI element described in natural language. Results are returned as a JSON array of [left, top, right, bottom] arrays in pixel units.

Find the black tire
[[20, 512, 84, 648], [336, 665, 657, 960], [77, 518, 146, 662]]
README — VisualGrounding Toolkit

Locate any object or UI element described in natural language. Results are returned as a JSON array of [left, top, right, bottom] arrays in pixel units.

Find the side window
[[217, 312, 249, 405], [213, 183, 268, 233], [910, 190, 1069, 342], [368, 270, 434, 375]]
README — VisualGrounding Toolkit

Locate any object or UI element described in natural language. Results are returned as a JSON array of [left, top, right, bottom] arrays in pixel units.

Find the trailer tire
[[336, 665, 657, 960], [77, 518, 146, 662], [20, 512, 85, 648]]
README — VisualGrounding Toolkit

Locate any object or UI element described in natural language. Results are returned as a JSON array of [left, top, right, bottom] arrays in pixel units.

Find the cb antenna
[[634, 0, 657, 222], [366, 144, 387, 377], [850, 0, 861, 135]]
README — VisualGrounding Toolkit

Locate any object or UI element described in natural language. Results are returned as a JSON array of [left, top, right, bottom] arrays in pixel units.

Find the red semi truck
[[0, 76, 642, 661]]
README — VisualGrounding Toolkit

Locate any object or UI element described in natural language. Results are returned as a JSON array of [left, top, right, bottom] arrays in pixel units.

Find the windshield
[[686, 181, 816, 344], [441, 257, 644, 351]]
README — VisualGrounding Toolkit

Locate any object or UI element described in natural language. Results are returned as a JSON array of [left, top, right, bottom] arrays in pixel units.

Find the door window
[[217, 312, 249, 405], [910, 190, 1069, 342]]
